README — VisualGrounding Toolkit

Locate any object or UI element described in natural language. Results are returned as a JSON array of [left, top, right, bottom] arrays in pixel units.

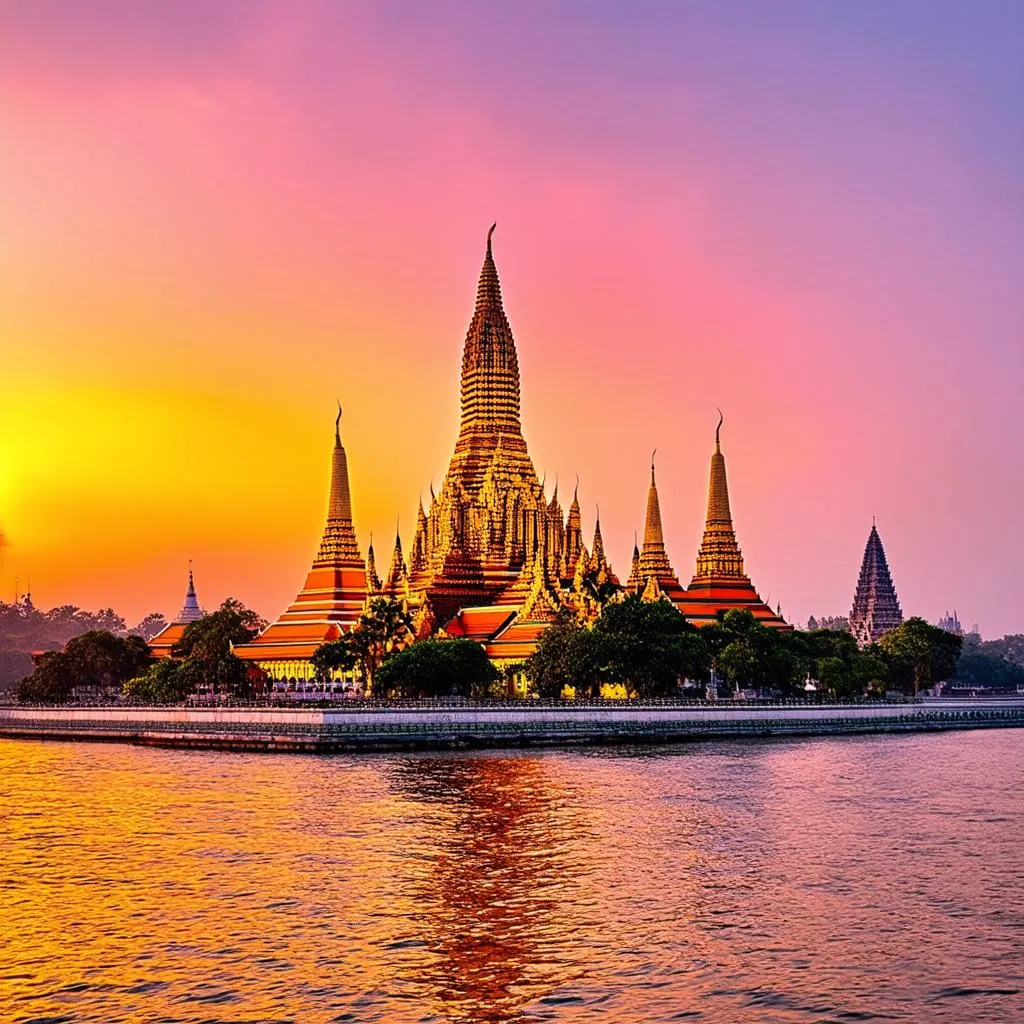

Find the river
[[1, 730, 1021, 1023]]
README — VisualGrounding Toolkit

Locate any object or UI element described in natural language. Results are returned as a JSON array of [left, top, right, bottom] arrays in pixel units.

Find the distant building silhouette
[[805, 615, 849, 632], [849, 523, 903, 646], [937, 610, 964, 635]]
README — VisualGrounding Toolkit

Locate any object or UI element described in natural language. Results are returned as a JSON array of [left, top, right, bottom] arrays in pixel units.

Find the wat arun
[[225, 225, 791, 684], [400, 225, 614, 636]]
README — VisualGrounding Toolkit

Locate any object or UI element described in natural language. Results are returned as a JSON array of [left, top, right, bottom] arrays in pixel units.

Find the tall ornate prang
[[849, 523, 903, 646], [680, 414, 789, 629], [234, 408, 370, 683], [407, 226, 551, 624]]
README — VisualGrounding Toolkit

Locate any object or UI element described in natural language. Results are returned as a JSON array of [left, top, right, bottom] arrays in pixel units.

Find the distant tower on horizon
[[177, 564, 205, 624], [149, 563, 207, 659], [849, 523, 903, 646]]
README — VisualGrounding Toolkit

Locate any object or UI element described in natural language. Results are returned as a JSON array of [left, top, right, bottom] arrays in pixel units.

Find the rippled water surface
[[1, 731, 1022, 1023]]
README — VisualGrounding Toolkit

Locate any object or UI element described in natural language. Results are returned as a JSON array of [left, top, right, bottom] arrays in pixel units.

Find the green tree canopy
[[349, 597, 413, 690], [123, 658, 192, 704], [19, 631, 151, 703], [375, 637, 499, 699], [170, 598, 266, 700], [878, 617, 962, 695], [311, 637, 358, 682]]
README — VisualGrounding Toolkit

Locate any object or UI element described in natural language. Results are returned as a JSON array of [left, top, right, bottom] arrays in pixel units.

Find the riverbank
[[2, 699, 1023, 752]]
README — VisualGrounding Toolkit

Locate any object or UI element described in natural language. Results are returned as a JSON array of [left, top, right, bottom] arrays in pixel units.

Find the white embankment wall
[[1, 698, 1023, 751]]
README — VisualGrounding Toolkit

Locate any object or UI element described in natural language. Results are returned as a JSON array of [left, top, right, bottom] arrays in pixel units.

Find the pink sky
[[1, 2, 1022, 635]]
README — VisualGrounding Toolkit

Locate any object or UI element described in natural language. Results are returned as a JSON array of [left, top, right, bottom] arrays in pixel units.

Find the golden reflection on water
[[1, 733, 1023, 1023]]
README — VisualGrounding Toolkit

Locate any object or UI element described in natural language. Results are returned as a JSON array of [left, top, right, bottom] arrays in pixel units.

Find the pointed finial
[[651, 449, 657, 485], [369, 530, 374, 550], [335, 401, 342, 444], [715, 408, 723, 450], [486, 222, 496, 256], [574, 473, 580, 502], [595, 503, 601, 526], [395, 516, 401, 545]]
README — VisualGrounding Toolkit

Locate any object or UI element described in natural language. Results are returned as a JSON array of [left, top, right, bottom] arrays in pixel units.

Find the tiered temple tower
[[678, 414, 789, 628], [849, 523, 903, 646], [149, 564, 206, 659], [406, 226, 610, 629], [234, 407, 369, 682]]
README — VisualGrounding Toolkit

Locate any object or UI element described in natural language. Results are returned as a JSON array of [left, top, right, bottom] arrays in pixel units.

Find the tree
[[349, 598, 413, 692], [129, 612, 169, 640], [311, 637, 357, 682], [703, 609, 805, 697], [19, 631, 151, 703], [525, 618, 586, 699], [878, 617, 963, 696], [595, 595, 709, 698], [375, 638, 499, 699], [953, 640, 1024, 692], [172, 598, 266, 699], [123, 659, 192, 704], [803, 629, 890, 699]]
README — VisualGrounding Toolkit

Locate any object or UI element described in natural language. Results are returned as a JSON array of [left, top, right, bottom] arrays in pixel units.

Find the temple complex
[[849, 522, 903, 645], [677, 415, 790, 629], [233, 406, 369, 683], [149, 565, 205, 659], [228, 226, 796, 690]]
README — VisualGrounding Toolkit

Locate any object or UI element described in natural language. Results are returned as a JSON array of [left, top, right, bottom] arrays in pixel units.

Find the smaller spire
[[177, 562, 204, 623]]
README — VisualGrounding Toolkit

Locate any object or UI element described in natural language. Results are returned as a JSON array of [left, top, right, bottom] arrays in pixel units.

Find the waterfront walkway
[[2, 698, 1023, 752]]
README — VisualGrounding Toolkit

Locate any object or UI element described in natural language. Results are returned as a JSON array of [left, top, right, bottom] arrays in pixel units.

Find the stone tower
[[849, 523, 903, 646]]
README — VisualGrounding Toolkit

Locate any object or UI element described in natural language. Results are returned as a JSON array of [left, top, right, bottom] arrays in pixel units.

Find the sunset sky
[[1, 1, 1022, 635]]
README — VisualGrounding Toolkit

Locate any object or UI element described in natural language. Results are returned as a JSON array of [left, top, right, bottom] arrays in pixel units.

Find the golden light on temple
[[203, 226, 791, 685]]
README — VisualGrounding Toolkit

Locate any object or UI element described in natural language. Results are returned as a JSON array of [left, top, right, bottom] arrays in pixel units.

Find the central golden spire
[[458, 223, 522, 439]]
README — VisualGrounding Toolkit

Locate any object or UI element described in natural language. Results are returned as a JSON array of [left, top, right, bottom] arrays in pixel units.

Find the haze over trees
[[0, 599, 169, 693]]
